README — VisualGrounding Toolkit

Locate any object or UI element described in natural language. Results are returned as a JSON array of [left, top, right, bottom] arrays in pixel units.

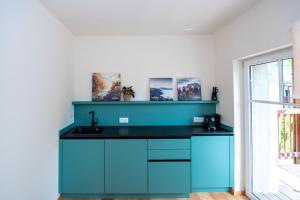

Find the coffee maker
[[203, 114, 221, 131]]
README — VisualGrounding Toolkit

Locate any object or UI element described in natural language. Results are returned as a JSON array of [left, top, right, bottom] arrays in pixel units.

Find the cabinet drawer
[[148, 161, 191, 193], [148, 149, 190, 160], [148, 139, 190, 150]]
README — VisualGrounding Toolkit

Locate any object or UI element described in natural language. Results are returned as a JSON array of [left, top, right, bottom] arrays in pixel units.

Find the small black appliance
[[203, 115, 211, 128], [203, 115, 216, 131], [203, 114, 221, 131], [213, 113, 221, 129]]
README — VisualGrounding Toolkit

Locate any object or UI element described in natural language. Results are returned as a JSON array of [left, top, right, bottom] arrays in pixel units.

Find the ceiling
[[39, 0, 262, 36]]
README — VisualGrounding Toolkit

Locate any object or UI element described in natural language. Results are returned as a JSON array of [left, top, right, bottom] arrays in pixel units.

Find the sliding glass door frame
[[244, 47, 294, 200]]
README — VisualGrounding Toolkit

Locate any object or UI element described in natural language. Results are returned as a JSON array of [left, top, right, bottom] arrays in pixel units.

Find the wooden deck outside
[[254, 181, 300, 200]]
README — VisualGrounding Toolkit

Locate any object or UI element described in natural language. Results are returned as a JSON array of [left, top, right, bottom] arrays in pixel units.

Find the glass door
[[245, 48, 300, 200]]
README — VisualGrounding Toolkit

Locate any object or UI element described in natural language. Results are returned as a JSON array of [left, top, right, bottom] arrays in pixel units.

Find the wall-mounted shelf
[[72, 100, 219, 105]]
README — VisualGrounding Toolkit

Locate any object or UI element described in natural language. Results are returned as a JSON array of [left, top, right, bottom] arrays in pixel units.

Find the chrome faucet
[[89, 111, 98, 126]]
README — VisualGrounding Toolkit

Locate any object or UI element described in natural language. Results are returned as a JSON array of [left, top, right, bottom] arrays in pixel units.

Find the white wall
[[214, 0, 300, 126], [74, 36, 215, 101], [0, 1, 74, 199], [214, 0, 300, 192]]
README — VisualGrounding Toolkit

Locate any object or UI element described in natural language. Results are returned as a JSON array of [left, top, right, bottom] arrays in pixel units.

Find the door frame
[[243, 47, 293, 199]]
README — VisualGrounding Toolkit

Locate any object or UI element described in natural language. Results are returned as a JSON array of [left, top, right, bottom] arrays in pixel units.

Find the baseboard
[[230, 188, 245, 196], [60, 193, 190, 198], [192, 187, 230, 192]]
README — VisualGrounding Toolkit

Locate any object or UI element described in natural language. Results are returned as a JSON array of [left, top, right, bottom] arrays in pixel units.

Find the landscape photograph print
[[92, 72, 121, 101], [177, 78, 202, 101], [150, 78, 173, 101]]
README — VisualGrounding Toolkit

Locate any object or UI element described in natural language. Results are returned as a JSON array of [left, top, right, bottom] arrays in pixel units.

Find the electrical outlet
[[119, 117, 129, 123], [193, 117, 204, 123]]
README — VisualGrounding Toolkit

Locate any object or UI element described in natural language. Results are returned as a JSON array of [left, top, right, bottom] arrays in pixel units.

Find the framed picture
[[150, 78, 173, 101], [92, 72, 121, 101], [177, 78, 202, 101]]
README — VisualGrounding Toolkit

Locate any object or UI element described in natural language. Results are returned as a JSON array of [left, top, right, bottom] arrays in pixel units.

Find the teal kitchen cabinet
[[148, 161, 191, 193], [148, 139, 191, 194], [61, 140, 105, 194], [192, 136, 233, 191], [105, 139, 147, 194]]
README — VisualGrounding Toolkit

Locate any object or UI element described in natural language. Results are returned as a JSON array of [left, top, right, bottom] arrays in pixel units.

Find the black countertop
[[59, 125, 233, 139]]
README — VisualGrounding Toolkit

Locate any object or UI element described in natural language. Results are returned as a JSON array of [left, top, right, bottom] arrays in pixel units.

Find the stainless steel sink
[[70, 126, 104, 134]]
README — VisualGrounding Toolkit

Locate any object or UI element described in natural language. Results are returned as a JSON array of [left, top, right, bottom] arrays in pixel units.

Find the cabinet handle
[[148, 159, 191, 162]]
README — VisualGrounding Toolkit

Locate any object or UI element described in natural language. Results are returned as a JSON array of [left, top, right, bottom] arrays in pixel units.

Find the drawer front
[[148, 149, 190, 160], [148, 161, 191, 193], [148, 139, 190, 150]]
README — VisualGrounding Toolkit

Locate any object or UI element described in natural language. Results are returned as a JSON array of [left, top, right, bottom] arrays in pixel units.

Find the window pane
[[251, 102, 300, 198], [250, 61, 280, 102], [283, 58, 293, 103], [251, 102, 283, 195]]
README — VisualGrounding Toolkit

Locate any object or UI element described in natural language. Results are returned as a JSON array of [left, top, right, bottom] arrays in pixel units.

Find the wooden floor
[[60, 192, 249, 200]]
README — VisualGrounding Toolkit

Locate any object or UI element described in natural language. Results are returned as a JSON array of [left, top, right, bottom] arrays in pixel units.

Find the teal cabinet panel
[[105, 139, 147, 194], [148, 149, 190, 160], [62, 140, 105, 194], [59, 140, 63, 193], [74, 103, 217, 126], [148, 139, 190, 150], [148, 162, 191, 193], [192, 136, 230, 189], [229, 136, 234, 187]]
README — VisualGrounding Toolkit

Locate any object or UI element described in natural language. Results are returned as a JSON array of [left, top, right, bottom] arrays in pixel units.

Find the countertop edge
[[59, 123, 76, 135], [59, 125, 233, 139]]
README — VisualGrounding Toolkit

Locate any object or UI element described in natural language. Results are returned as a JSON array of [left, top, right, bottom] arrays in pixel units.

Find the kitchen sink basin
[[70, 126, 104, 134]]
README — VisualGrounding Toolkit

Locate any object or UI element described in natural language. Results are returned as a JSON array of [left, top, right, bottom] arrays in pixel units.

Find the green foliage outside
[[279, 114, 294, 153]]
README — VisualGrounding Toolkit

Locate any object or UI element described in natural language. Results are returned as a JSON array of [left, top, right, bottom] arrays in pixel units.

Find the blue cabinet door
[[105, 139, 147, 194], [148, 161, 191, 193], [61, 140, 105, 194], [192, 136, 230, 190]]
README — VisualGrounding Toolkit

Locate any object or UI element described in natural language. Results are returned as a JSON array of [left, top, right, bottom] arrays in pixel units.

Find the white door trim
[[242, 47, 293, 199]]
